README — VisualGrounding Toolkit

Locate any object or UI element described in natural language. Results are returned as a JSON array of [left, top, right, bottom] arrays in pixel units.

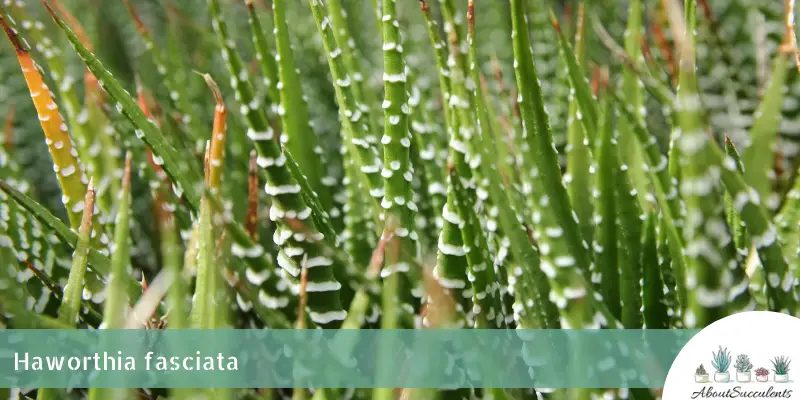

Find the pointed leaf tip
[[50, 0, 94, 51], [446, 160, 456, 174], [39, 0, 59, 24], [123, 0, 149, 35], [296, 254, 309, 329], [247, 150, 259, 239], [200, 72, 225, 108], [123, 152, 132, 189], [0, 14, 26, 53], [418, 0, 429, 12], [467, 0, 475, 27], [549, 9, 562, 34], [78, 178, 96, 240]]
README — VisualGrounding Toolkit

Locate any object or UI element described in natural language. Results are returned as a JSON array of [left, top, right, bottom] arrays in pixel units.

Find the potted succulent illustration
[[735, 354, 753, 382], [711, 346, 732, 382], [695, 364, 710, 383], [755, 367, 770, 382], [772, 356, 791, 383]]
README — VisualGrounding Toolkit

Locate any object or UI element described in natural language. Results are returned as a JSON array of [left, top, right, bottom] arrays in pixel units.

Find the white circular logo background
[[663, 311, 798, 399]]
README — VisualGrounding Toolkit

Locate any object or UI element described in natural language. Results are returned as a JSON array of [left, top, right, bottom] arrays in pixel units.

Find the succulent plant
[[756, 367, 770, 377], [0, 0, 799, 398], [697, 364, 708, 375], [772, 356, 792, 375], [712, 347, 732, 373], [735, 354, 753, 372]]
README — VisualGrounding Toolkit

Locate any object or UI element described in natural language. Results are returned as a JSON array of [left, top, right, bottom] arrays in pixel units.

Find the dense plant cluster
[[772, 356, 792, 375], [734, 354, 752, 373], [0, 0, 799, 398]]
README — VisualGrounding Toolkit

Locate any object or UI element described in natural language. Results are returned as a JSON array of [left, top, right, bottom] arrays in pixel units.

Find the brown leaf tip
[[39, 0, 63, 29], [467, 0, 475, 27], [418, 0, 429, 12], [197, 71, 225, 109], [123, 152, 133, 189], [296, 254, 309, 329], [51, 0, 93, 51], [0, 14, 27, 53], [79, 178, 96, 231], [575, 3, 585, 42], [23, 260, 61, 293], [550, 11, 562, 34], [249, 150, 258, 174], [86, 178, 96, 198], [123, 0, 149, 35]]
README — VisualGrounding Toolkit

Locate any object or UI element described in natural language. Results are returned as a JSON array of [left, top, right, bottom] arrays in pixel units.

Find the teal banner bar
[[0, 329, 697, 389]]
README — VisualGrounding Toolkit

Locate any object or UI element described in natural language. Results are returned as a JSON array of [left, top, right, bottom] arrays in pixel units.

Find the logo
[[663, 312, 799, 399], [690, 348, 791, 398]]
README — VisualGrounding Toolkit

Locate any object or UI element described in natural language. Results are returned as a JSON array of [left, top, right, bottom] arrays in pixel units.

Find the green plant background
[[0, 0, 799, 399]]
